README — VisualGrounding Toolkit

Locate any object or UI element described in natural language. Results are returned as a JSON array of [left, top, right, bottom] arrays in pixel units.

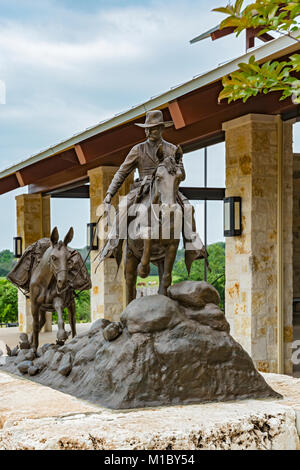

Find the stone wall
[[223, 114, 293, 374], [293, 154, 300, 303]]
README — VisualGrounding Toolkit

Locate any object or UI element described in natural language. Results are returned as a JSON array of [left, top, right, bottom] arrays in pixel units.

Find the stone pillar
[[16, 194, 51, 333], [223, 114, 293, 374], [293, 153, 300, 306], [88, 167, 133, 322]]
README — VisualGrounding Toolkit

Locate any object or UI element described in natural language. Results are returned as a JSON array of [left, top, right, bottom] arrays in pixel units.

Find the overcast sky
[[0, 0, 299, 251]]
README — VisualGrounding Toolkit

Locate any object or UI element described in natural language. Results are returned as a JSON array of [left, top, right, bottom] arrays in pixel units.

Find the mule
[[125, 149, 184, 303], [29, 227, 76, 350]]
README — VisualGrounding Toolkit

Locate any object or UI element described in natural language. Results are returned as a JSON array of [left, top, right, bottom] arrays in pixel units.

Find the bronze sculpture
[[7, 227, 91, 350], [98, 110, 209, 303], [2, 113, 280, 409]]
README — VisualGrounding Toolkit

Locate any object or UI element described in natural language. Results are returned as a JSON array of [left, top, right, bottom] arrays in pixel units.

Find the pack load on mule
[[7, 227, 91, 349]]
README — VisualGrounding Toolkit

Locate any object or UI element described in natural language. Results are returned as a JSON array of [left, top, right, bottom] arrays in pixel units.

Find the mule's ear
[[64, 227, 74, 246], [50, 227, 59, 245], [156, 145, 164, 162], [175, 145, 183, 164]]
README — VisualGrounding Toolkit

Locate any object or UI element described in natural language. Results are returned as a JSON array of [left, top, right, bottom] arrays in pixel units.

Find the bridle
[[48, 255, 71, 295], [149, 157, 182, 225]]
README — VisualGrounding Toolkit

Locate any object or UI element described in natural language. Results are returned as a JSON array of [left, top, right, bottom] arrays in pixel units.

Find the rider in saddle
[[99, 109, 209, 273]]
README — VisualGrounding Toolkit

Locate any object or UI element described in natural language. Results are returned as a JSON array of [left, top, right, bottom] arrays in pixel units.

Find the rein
[[149, 158, 182, 226]]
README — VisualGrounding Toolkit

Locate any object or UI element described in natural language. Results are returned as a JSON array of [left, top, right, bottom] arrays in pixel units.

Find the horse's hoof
[[137, 263, 150, 279], [57, 331, 68, 345]]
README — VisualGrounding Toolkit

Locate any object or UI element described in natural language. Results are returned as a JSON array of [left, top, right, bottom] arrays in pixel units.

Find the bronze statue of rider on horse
[[97, 110, 209, 304]]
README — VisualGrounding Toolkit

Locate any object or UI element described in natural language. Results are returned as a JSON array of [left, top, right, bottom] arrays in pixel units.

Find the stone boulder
[[168, 281, 221, 309], [1, 281, 280, 409], [120, 295, 183, 334]]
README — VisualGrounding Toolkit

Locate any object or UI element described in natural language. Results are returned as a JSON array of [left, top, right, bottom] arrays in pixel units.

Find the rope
[[211, 271, 225, 286]]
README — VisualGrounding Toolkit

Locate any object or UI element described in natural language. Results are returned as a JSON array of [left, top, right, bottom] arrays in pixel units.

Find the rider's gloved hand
[[104, 193, 112, 205]]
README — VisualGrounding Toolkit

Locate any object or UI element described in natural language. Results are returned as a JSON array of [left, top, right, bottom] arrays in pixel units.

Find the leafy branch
[[213, 0, 300, 103]]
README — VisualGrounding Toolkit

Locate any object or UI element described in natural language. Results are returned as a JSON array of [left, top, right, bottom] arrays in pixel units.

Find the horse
[[125, 148, 185, 303], [29, 227, 77, 350]]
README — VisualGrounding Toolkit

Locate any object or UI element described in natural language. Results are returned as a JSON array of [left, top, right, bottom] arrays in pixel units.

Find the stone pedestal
[[88, 167, 133, 322], [16, 194, 51, 334], [223, 114, 293, 374], [0, 370, 299, 450]]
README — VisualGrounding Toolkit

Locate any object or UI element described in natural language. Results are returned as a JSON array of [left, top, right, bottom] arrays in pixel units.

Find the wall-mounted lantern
[[13, 237, 23, 258], [87, 223, 99, 251], [224, 197, 242, 237]]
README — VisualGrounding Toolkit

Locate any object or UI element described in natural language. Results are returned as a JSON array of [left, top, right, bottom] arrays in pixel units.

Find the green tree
[[213, 0, 300, 103], [172, 242, 225, 309], [0, 278, 18, 323], [74, 290, 91, 323], [0, 250, 15, 277]]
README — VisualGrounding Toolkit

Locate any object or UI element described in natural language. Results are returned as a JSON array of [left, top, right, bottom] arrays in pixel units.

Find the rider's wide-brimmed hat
[[135, 110, 173, 128]]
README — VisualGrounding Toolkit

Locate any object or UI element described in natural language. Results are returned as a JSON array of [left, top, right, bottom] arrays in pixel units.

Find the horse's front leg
[[30, 303, 42, 351], [125, 249, 139, 305], [137, 238, 151, 278], [30, 285, 42, 350], [53, 297, 68, 345], [68, 299, 77, 338], [160, 242, 178, 296]]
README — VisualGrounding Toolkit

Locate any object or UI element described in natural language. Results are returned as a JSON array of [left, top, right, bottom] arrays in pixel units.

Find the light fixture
[[224, 197, 242, 237], [13, 237, 23, 258], [87, 223, 99, 251]]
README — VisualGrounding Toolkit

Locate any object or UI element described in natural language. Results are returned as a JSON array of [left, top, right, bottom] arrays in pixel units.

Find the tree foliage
[[0, 250, 15, 277], [213, 0, 300, 103], [0, 278, 18, 323]]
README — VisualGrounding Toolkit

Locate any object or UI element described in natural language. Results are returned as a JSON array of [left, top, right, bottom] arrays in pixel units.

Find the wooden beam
[[246, 29, 255, 50], [16, 171, 25, 187], [168, 100, 186, 129], [259, 32, 274, 43], [246, 28, 274, 50], [180, 187, 225, 201], [75, 144, 87, 165], [210, 27, 235, 41], [48, 185, 90, 199]]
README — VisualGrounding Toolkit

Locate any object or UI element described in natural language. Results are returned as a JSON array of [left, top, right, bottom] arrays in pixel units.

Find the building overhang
[[0, 33, 299, 196]]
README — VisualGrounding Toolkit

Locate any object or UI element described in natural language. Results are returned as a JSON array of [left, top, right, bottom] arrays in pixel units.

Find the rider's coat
[[107, 139, 183, 197]]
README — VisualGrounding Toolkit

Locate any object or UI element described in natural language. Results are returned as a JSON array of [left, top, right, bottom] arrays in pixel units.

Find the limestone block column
[[16, 194, 51, 333], [88, 167, 133, 323], [223, 114, 293, 374], [293, 153, 300, 305]]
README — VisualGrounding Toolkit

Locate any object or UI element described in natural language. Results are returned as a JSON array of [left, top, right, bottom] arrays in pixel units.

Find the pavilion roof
[[0, 32, 299, 196]]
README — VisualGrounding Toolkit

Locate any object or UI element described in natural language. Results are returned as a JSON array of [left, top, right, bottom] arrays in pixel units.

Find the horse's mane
[[153, 155, 178, 179], [54, 241, 64, 250]]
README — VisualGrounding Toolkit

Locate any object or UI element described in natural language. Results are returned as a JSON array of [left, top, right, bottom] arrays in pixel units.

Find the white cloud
[[0, 0, 245, 249]]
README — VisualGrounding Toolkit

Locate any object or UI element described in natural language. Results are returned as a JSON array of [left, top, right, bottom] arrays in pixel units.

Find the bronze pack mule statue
[[7, 227, 91, 350]]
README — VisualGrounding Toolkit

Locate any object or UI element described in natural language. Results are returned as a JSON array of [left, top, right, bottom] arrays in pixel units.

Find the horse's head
[[152, 145, 184, 207], [49, 227, 74, 293]]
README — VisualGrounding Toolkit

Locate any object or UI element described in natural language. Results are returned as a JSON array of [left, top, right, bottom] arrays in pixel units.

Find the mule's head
[[152, 145, 184, 207], [49, 227, 74, 292]]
